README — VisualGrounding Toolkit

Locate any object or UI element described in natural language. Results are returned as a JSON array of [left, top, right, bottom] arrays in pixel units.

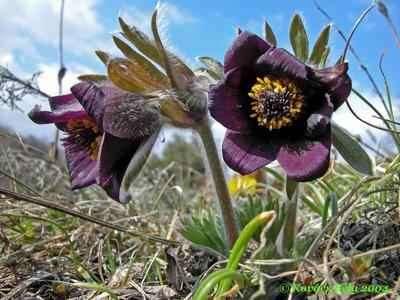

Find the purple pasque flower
[[29, 80, 161, 201], [209, 31, 352, 181]]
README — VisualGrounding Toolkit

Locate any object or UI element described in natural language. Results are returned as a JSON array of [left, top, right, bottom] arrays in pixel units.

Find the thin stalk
[[314, 1, 400, 136], [386, 15, 400, 49], [376, 0, 400, 49], [196, 118, 238, 248], [352, 88, 400, 151], [341, 3, 376, 63], [379, 53, 395, 121], [52, 0, 67, 161]]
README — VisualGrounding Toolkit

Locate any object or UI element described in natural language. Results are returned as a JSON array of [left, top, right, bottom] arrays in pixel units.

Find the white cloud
[[0, 0, 103, 141], [0, 62, 95, 142], [0, 1, 187, 144], [0, 108, 55, 141], [120, 2, 196, 35], [158, 2, 197, 25], [0, 0, 200, 152], [333, 90, 398, 151], [0, 0, 105, 59], [0, 52, 14, 67], [36, 63, 94, 96]]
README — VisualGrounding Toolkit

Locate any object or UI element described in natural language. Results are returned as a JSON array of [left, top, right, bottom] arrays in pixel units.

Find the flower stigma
[[248, 76, 304, 130]]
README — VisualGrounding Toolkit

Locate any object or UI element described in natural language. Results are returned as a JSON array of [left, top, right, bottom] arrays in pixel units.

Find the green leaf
[[309, 24, 331, 66], [322, 192, 336, 228], [198, 57, 223, 79], [319, 47, 330, 68], [78, 74, 108, 82], [112, 36, 169, 89], [193, 270, 244, 300], [332, 123, 374, 175], [236, 197, 282, 243], [95, 50, 111, 66], [302, 195, 322, 215], [150, 9, 194, 91], [219, 211, 276, 294], [181, 210, 227, 255], [120, 14, 194, 91], [289, 14, 309, 62], [107, 58, 148, 93], [264, 20, 277, 46], [119, 17, 164, 68], [194, 67, 221, 81]]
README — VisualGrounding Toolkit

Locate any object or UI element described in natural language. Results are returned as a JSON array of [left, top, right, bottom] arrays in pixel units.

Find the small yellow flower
[[228, 173, 258, 196]]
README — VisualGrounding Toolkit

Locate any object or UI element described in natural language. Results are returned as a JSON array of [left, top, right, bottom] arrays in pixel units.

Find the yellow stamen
[[248, 76, 304, 131]]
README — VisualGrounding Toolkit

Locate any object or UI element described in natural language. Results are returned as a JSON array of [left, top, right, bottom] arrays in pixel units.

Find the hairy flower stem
[[196, 118, 238, 248], [279, 177, 299, 256]]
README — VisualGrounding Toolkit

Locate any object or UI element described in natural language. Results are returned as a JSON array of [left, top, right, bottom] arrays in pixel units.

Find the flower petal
[[277, 132, 331, 181], [119, 130, 160, 203], [70, 81, 124, 129], [103, 93, 161, 139], [209, 68, 253, 133], [222, 131, 280, 174], [62, 133, 100, 189], [306, 95, 333, 138], [308, 63, 352, 110], [255, 47, 308, 80], [97, 133, 143, 201], [224, 31, 271, 73], [28, 94, 87, 128]]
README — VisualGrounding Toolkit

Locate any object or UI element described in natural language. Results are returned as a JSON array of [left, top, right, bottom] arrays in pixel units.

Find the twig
[[314, 1, 400, 138], [51, 0, 67, 161], [322, 195, 359, 288], [0, 187, 179, 246], [1, 74, 50, 99], [376, 0, 400, 50], [0, 132, 48, 156], [288, 176, 380, 300], [0, 168, 40, 196], [140, 210, 179, 287], [249, 241, 400, 281]]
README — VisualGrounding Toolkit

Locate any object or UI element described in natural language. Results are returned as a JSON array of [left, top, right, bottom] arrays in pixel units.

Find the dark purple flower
[[29, 80, 161, 201], [209, 32, 352, 181]]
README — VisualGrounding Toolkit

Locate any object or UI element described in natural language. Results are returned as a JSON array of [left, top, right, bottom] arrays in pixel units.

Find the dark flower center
[[248, 76, 304, 130], [66, 118, 102, 160]]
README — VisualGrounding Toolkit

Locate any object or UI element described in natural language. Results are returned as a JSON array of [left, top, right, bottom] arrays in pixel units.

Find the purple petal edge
[[222, 131, 280, 174], [224, 31, 272, 73], [277, 132, 331, 182]]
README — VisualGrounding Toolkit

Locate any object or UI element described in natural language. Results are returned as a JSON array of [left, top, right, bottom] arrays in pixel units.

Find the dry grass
[[1, 128, 400, 300]]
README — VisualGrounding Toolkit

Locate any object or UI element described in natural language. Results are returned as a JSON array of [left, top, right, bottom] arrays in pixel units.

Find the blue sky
[[0, 0, 399, 143], [57, 0, 400, 94]]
